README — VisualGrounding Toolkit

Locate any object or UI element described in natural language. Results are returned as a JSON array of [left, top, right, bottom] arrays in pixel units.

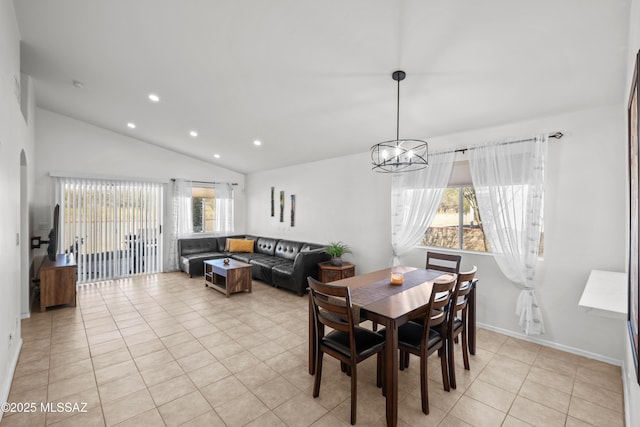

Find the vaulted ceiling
[[14, 0, 631, 173]]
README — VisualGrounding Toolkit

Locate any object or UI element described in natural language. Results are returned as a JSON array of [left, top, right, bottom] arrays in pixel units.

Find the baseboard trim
[[477, 322, 623, 367], [0, 338, 23, 423]]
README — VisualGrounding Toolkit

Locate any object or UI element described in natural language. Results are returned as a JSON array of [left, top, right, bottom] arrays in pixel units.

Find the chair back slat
[[426, 251, 461, 274], [309, 277, 353, 334], [423, 275, 457, 330]]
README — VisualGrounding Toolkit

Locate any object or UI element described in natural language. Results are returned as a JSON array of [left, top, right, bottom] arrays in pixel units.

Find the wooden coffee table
[[204, 258, 252, 297]]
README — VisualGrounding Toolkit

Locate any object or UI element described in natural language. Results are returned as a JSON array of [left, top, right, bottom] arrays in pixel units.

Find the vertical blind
[[55, 177, 164, 283]]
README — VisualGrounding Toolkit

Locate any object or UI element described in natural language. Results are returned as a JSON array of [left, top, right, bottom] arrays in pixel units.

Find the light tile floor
[[1, 272, 625, 427]]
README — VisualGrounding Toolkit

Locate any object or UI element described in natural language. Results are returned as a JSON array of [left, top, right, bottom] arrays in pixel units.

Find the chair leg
[[400, 350, 410, 370], [440, 347, 450, 392], [350, 363, 357, 425], [448, 335, 457, 390], [313, 352, 324, 398], [341, 361, 352, 376], [376, 353, 382, 389], [420, 354, 429, 415], [462, 327, 470, 370]]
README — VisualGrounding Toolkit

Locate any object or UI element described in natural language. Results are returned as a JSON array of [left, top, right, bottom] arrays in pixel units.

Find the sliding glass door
[[55, 177, 164, 283]]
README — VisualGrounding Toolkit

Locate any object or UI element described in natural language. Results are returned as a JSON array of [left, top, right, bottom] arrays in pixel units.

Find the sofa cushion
[[272, 262, 294, 276], [252, 257, 290, 270], [272, 261, 296, 291], [274, 240, 303, 260], [230, 252, 270, 264], [249, 257, 285, 284], [181, 252, 224, 263], [178, 238, 218, 256], [255, 237, 278, 256]]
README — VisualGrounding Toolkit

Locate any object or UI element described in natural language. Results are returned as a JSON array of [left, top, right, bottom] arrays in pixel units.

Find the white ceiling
[[14, 0, 631, 174]]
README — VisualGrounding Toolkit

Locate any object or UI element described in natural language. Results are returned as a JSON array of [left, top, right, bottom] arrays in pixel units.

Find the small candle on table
[[390, 272, 404, 285]]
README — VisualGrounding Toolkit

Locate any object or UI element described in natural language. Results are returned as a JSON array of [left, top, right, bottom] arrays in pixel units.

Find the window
[[190, 184, 234, 234], [192, 186, 215, 233], [422, 186, 490, 252], [422, 184, 544, 255]]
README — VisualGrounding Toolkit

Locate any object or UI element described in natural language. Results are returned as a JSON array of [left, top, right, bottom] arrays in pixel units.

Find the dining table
[[308, 266, 478, 427]]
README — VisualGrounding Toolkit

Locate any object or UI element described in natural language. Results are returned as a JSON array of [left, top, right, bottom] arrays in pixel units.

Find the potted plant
[[325, 241, 351, 266]]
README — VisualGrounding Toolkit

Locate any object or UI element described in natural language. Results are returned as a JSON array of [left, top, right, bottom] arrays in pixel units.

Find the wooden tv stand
[[39, 254, 77, 312]]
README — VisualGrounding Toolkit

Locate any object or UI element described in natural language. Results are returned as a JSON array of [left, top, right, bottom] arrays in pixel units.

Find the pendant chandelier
[[370, 70, 428, 173]]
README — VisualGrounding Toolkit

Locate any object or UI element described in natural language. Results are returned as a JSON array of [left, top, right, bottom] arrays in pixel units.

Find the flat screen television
[[47, 204, 60, 261]]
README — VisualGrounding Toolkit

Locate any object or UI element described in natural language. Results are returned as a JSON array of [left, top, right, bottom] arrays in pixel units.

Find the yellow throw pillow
[[228, 239, 254, 253]]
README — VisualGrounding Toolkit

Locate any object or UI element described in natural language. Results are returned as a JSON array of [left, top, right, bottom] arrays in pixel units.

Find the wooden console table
[[39, 254, 77, 312], [317, 261, 355, 283]]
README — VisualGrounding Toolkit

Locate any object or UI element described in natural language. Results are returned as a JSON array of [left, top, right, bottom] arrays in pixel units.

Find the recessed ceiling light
[[214, 154, 220, 159], [253, 140, 262, 146], [148, 93, 160, 102], [189, 131, 198, 137], [127, 122, 136, 129]]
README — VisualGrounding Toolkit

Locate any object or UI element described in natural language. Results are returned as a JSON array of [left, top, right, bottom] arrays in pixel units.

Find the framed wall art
[[628, 49, 640, 385], [271, 187, 275, 217], [279, 190, 284, 222]]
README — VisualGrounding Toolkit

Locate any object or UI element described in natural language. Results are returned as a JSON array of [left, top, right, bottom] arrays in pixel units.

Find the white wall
[[33, 108, 247, 271], [246, 152, 392, 275], [247, 104, 627, 364], [624, 0, 640, 425], [0, 1, 35, 419]]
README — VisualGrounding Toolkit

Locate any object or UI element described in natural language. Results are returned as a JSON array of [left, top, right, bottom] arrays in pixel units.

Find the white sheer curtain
[[391, 151, 456, 265], [214, 183, 234, 234], [468, 135, 547, 335], [168, 179, 193, 271]]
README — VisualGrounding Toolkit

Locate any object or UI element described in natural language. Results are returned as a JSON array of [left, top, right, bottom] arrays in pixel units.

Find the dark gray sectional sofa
[[177, 235, 330, 295]]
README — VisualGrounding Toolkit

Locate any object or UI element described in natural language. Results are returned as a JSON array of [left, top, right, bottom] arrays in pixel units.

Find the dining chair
[[446, 266, 477, 389], [426, 251, 461, 274], [396, 274, 457, 415], [308, 277, 386, 425]]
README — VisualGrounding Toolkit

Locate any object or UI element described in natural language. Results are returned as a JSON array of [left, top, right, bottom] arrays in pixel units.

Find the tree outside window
[[422, 187, 490, 252], [191, 187, 215, 233]]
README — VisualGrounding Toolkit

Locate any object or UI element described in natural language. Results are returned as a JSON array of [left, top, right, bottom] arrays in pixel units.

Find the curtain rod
[[435, 131, 563, 156], [171, 178, 238, 186]]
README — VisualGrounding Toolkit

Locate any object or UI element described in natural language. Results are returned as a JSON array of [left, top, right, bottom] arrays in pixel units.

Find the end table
[[317, 261, 355, 283]]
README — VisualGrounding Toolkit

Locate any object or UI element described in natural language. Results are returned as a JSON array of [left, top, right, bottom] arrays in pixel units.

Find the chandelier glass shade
[[371, 70, 428, 173]]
